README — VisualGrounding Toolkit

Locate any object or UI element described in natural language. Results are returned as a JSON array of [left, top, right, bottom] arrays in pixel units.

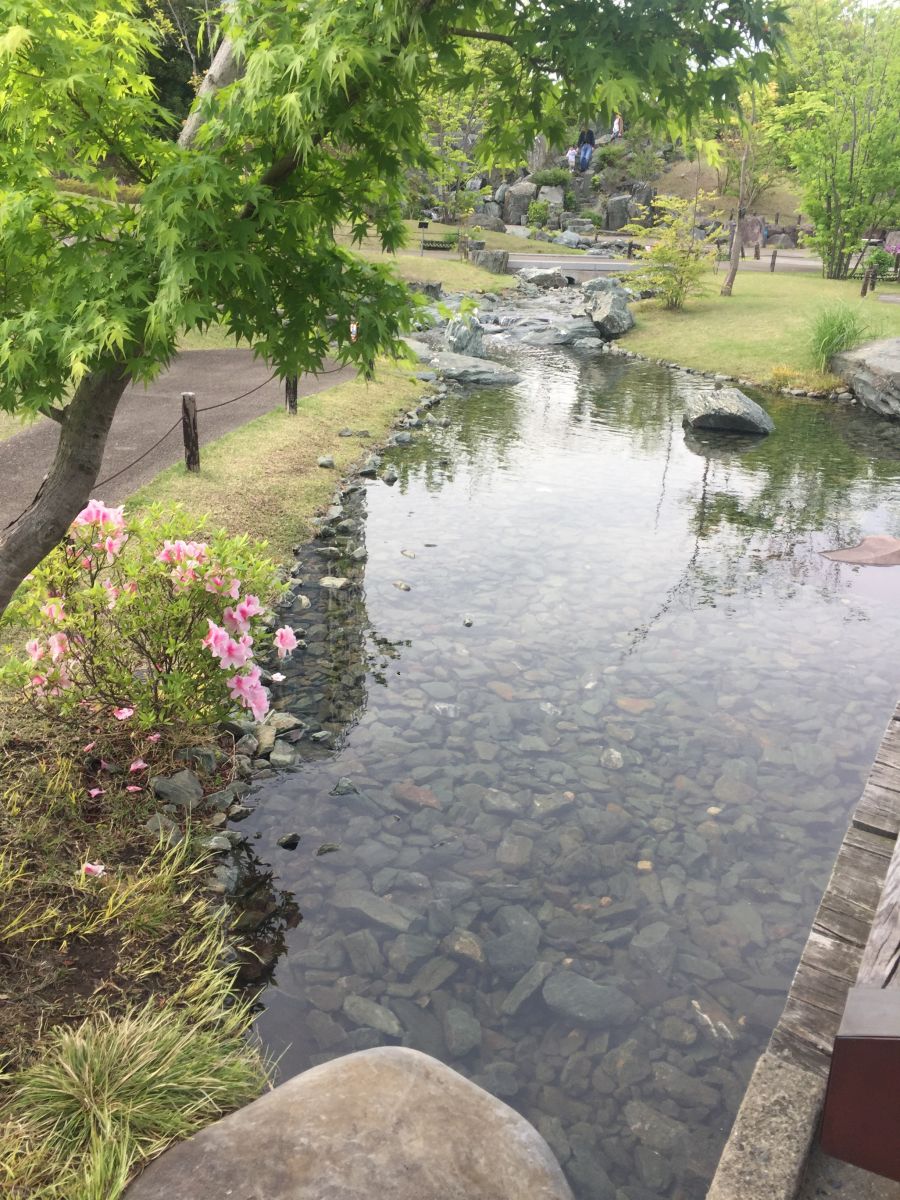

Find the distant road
[[505, 250, 824, 279]]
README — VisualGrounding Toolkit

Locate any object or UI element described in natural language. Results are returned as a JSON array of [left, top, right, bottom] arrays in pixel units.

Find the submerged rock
[[124, 1047, 574, 1200], [542, 970, 637, 1027], [682, 387, 775, 435]]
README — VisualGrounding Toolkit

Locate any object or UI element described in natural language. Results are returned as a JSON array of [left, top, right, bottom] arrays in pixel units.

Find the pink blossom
[[102, 579, 120, 608], [146, 732, 161, 743], [30, 673, 47, 693], [129, 758, 148, 773], [47, 631, 69, 663], [156, 539, 208, 566], [270, 671, 285, 683], [113, 706, 134, 721], [236, 594, 263, 623], [222, 605, 249, 635], [202, 620, 230, 658], [274, 626, 298, 659], [218, 634, 253, 671], [227, 664, 262, 704], [204, 573, 240, 599], [40, 599, 65, 622], [88, 788, 104, 798], [102, 532, 126, 561], [82, 861, 106, 877], [82, 741, 96, 752], [72, 499, 125, 532], [246, 683, 270, 721], [126, 784, 143, 793], [26, 638, 44, 663]]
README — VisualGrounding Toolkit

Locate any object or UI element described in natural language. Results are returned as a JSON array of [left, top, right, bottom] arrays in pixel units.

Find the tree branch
[[446, 28, 516, 47]]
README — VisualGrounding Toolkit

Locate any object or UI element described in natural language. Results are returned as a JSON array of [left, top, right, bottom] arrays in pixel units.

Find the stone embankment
[[832, 338, 900, 420]]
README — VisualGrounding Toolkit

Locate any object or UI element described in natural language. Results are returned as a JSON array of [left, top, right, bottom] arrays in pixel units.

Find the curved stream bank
[[233, 346, 900, 1199]]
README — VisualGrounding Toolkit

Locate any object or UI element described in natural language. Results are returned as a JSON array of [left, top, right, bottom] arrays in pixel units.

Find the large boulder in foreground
[[682, 388, 775, 435], [584, 289, 635, 339], [832, 337, 900, 419], [502, 179, 538, 225], [125, 1047, 573, 1200]]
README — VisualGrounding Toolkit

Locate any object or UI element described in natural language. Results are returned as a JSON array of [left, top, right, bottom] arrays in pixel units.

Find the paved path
[[0, 349, 354, 529], [505, 249, 824, 279]]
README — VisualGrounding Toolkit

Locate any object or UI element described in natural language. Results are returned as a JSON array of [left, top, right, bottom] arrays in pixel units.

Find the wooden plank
[[800, 929, 865, 985], [856, 832, 900, 987], [843, 824, 896, 862]]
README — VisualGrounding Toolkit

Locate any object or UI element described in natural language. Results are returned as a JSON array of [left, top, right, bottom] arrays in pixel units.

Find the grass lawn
[[130, 361, 424, 554], [625, 270, 900, 390], [0, 411, 41, 445]]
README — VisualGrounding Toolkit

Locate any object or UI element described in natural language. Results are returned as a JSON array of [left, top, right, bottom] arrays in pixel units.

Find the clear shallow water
[[237, 350, 900, 1200]]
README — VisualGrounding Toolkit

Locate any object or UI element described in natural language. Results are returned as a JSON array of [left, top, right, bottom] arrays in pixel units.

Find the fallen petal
[[126, 784, 143, 793], [82, 862, 106, 877], [129, 759, 149, 773], [88, 787, 105, 798]]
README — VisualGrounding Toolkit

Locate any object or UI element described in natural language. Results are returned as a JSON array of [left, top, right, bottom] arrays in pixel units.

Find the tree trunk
[[720, 138, 749, 297], [0, 38, 240, 620], [0, 368, 130, 614]]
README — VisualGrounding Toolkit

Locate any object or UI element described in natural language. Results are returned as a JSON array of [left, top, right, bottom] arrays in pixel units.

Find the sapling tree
[[0, 0, 786, 617]]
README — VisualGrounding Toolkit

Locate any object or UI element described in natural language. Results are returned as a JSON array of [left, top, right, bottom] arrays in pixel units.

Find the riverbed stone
[[682, 388, 775, 435], [125, 1047, 575, 1200], [442, 1005, 482, 1057], [542, 971, 637, 1027], [501, 960, 554, 1015], [343, 994, 403, 1037], [333, 888, 424, 933]]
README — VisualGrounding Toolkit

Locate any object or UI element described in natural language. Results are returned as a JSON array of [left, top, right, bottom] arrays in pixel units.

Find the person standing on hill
[[566, 144, 577, 171], [577, 126, 595, 171], [611, 112, 624, 140]]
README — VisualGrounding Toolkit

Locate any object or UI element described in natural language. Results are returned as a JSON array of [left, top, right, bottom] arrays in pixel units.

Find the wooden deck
[[769, 702, 900, 1075]]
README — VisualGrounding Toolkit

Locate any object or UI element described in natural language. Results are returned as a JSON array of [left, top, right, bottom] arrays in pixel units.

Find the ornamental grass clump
[[808, 303, 871, 372], [0, 502, 300, 730]]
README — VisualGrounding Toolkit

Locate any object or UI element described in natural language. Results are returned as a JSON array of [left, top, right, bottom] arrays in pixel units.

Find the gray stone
[[542, 971, 637, 1027], [269, 740, 297, 768], [554, 230, 584, 249], [502, 179, 538, 225], [144, 812, 181, 845], [445, 315, 485, 358], [441, 928, 486, 965], [630, 921, 677, 977], [333, 888, 423, 933], [496, 832, 533, 869], [584, 290, 635, 339], [624, 1100, 688, 1153], [466, 213, 506, 233], [832, 338, 900, 419], [471, 249, 510, 274], [345, 929, 385, 975], [403, 342, 521, 386], [582, 275, 626, 297], [682, 387, 775, 435], [474, 1060, 521, 1098], [317, 456, 335, 468], [501, 961, 554, 1016], [537, 185, 565, 208], [517, 267, 568, 290], [150, 769, 203, 810], [606, 194, 632, 230], [442, 1006, 482, 1057], [342, 994, 403, 1038], [388, 932, 438, 973]]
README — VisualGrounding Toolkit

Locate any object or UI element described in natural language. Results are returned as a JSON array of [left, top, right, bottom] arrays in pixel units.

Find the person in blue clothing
[[577, 126, 595, 172]]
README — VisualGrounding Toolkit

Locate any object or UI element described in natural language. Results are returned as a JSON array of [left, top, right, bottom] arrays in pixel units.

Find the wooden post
[[754, 242, 761, 260], [181, 392, 200, 472], [769, 249, 778, 272], [627, 240, 634, 259], [860, 269, 870, 297], [869, 267, 877, 292], [285, 375, 298, 415], [775, 211, 780, 224]]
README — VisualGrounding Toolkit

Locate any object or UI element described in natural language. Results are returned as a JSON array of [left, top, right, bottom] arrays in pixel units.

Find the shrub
[[865, 247, 894, 279], [530, 167, 570, 188], [594, 142, 629, 170], [563, 188, 577, 211], [621, 193, 720, 311], [586, 211, 606, 230], [0, 502, 298, 730], [442, 228, 460, 246], [808, 304, 870, 372], [527, 199, 550, 227]]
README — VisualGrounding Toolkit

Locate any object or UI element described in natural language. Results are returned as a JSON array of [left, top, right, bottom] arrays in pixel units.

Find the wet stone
[[501, 960, 554, 1016], [496, 832, 533, 869], [542, 972, 637, 1028], [342, 994, 403, 1038], [387, 932, 438, 973], [345, 929, 385, 975], [442, 1005, 482, 1057], [441, 928, 486, 965], [332, 889, 424, 933]]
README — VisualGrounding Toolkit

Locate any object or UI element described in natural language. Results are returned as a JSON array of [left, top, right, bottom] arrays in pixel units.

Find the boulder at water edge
[[682, 388, 775, 435], [444, 314, 485, 358], [832, 337, 900, 420], [584, 289, 635, 339], [471, 249, 510, 274], [124, 1047, 574, 1200]]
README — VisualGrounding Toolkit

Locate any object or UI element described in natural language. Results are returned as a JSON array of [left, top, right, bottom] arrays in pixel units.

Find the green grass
[[0, 411, 42, 445], [625, 269, 900, 390], [130, 361, 424, 554], [808, 302, 872, 372]]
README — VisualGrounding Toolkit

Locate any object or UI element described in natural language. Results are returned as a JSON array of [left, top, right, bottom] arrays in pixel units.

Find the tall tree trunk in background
[[720, 137, 749, 297], [0, 39, 239, 620]]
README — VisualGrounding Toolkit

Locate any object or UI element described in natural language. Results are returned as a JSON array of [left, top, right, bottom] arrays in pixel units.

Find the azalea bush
[[0, 502, 300, 730]]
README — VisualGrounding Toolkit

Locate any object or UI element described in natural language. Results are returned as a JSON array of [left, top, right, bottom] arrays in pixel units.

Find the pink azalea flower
[[88, 788, 104, 798], [246, 683, 270, 721], [202, 619, 230, 658], [146, 732, 161, 743], [113, 706, 134, 721], [30, 673, 48, 693], [102, 532, 126, 561], [40, 599, 65, 622], [82, 861, 106, 877], [47, 631, 69, 663], [236, 594, 263, 623], [274, 626, 298, 659], [222, 605, 249, 635], [129, 758, 148, 773], [126, 784, 143, 793], [218, 634, 253, 671], [72, 500, 124, 531], [25, 638, 44, 663]]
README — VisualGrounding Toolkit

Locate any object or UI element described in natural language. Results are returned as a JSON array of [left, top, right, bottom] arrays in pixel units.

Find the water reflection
[[238, 349, 900, 1200]]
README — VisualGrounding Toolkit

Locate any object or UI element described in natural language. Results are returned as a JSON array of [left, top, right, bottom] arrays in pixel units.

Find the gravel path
[[0, 349, 354, 529]]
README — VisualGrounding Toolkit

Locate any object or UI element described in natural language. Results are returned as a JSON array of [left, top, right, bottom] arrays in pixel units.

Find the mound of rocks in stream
[[124, 1047, 574, 1200], [682, 387, 775, 435]]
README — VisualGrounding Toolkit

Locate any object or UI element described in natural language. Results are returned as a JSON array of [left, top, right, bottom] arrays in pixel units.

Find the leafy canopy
[[0, 0, 787, 416]]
